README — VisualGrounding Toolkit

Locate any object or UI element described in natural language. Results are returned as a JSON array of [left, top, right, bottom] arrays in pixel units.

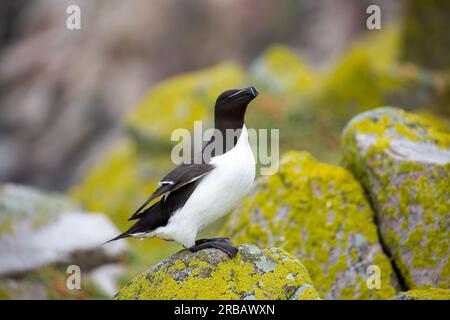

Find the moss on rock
[[393, 288, 450, 300], [222, 151, 399, 299], [115, 244, 319, 300], [249, 44, 315, 95], [127, 63, 245, 147], [342, 107, 450, 289]]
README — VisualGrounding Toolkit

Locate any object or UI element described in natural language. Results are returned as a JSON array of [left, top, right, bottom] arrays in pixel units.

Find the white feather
[[141, 125, 255, 248]]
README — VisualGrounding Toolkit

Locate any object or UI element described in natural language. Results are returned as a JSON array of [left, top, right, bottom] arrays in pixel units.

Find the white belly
[[152, 126, 255, 248]]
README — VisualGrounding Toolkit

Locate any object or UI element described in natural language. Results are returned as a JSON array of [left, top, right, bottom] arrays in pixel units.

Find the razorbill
[[106, 86, 258, 257]]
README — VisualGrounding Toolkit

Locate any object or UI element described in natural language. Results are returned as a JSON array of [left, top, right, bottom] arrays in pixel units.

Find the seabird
[[106, 86, 259, 257]]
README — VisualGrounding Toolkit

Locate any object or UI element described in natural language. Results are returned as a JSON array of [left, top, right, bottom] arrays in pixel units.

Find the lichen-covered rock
[[0, 184, 127, 276], [223, 151, 399, 299], [393, 288, 450, 300], [0, 265, 112, 300], [342, 107, 450, 289], [249, 44, 314, 94], [115, 244, 319, 300], [126, 63, 245, 146], [70, 139, 176, 261]]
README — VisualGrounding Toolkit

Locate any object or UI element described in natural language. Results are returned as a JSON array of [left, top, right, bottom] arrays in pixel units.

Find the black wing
[[106, 179, 202, 243], [128, 163, 215, 220]]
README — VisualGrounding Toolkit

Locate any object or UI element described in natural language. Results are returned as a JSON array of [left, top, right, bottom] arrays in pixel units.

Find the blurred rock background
[[0, 0, 402, 191], [0, 0, 449, 300]]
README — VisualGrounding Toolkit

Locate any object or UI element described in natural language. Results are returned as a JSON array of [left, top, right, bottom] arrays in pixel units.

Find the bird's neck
[[215, 118, 244, 139], [201, 119, 245, 161]]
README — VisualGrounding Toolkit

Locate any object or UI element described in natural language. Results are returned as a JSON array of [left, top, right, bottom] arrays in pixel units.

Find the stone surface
[[114, 244, 319, 300], [223, 151, 399, 299], [393, 288, 450, 300], [342, 107, 450, 289], [88, 264, 128, 297], [0, 184, 127, 276]]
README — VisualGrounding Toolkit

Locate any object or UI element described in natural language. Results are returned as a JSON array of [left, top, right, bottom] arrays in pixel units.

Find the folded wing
[[128, 163, 215, 220]]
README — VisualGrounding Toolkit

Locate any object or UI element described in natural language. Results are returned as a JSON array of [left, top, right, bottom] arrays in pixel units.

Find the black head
[[214, 86, 258, 131]]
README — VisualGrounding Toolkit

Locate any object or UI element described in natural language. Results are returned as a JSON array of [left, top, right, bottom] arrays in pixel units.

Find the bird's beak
[[228, 86, 259, 101], [247, 86, 259, 98]]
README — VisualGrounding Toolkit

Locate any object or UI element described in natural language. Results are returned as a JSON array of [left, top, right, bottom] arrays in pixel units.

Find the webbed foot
[[189, 237, 238, 258]]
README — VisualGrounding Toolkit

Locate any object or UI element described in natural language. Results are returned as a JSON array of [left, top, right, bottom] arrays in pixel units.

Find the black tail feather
[[103, 232, 130, 245]]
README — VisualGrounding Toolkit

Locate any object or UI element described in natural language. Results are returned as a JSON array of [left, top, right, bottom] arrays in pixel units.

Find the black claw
[[195, 237, 229, 246], [189, 237, 238, 258]]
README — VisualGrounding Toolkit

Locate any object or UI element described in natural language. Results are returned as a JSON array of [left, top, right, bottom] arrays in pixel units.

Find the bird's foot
[[189, 237, 238, 258], [194, 237, 230, 246]]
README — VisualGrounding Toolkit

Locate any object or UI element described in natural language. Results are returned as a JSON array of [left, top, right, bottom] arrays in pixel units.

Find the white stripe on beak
[[228, 88, 246, 98]]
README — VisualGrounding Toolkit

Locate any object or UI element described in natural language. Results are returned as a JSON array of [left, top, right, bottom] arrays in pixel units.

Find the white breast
[[153, 125, 255, 248]]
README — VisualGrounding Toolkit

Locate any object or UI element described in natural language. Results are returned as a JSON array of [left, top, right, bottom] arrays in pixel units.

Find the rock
[[0, 264, 112, 300], [87, 264, 128, 297], [342, 107, 450, 289], [393, 288, 450, 300], [0, 279, 48, 300], [0, 184, 127, 276], [223, 151, 399, 299], [126, 63, 245, 146], [114, 244, 319, 300], [249, 45, 314, 94]]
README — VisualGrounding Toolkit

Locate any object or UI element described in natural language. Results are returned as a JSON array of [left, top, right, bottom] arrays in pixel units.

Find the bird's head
[[214, 86, 258, 129]]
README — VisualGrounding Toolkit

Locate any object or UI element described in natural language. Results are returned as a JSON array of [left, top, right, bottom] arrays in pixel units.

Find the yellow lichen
[[127, 63, 245, 144], [394, 288, 450, 300], [250, 44, 316, 94], [223, 151, 399, 299], [115, 245, 319, 300], [342, 107, 450, 289]]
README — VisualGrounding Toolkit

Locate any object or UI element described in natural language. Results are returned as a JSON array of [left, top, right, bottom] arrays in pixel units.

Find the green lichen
[[223, 151, 399, 299], [393, 288, 450, 300], [263, 25, 448, 164], [341, 107, 450, 289], [115, 244, 319, 300], [250, 44, 315, 94], [0, 288, 10, 300], [127, 63, 245, 146]]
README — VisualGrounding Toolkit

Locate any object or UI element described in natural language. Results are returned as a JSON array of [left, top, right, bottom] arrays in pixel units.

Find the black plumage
[[106, 86, 259, 249]]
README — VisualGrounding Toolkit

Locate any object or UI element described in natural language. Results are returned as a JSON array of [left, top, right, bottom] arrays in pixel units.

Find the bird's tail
[[103, 231, 131, 245]]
